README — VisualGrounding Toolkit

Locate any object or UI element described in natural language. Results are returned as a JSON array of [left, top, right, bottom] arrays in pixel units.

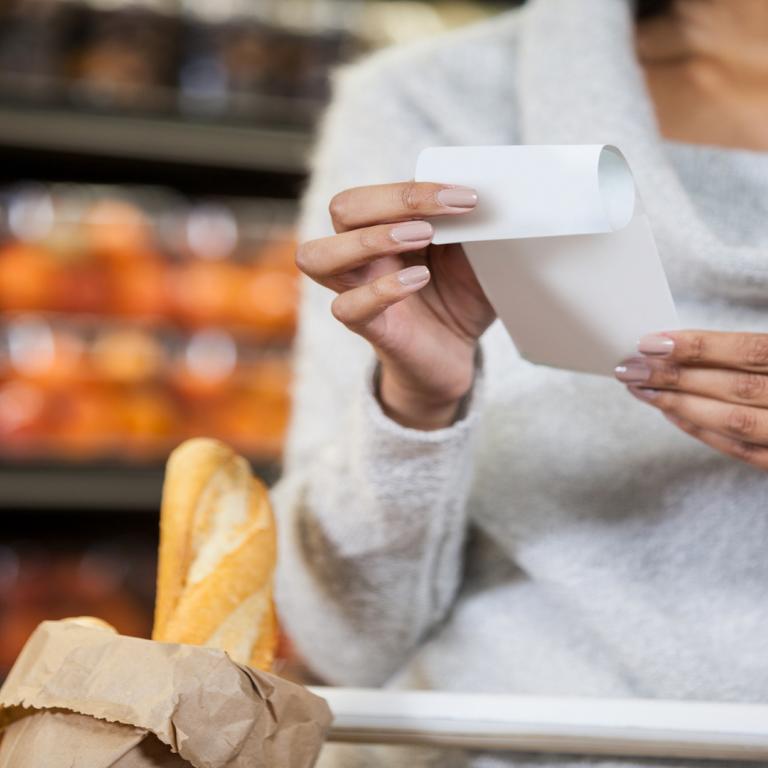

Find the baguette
[[152, 438, 277, 671]]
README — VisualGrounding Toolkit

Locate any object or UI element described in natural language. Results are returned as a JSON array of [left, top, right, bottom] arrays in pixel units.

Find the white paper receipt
[[415, 145, 678, 376]]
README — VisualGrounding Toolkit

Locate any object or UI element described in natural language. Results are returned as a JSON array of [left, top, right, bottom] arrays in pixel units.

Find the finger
[[329, 182, 477, 233], [296, 221, 433, 285], [615, 358, 768, 407], [664, 413, 768, 470], [629, 387, 768, 445], [637, 330, 768, 372], [331, 265, 430, 338]]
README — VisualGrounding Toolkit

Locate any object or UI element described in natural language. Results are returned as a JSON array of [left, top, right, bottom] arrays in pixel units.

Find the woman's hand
[[296, 181, 495, 430], [615, 330, 768, 469]]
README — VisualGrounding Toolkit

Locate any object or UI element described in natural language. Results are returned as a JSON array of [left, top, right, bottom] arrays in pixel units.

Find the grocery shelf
[[0, 104, 313, 174], [0, 460, 280, 511], [0, 462, 164, 511]]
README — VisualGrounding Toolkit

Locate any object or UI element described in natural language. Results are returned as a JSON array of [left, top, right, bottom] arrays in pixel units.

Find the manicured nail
[[614, 360, 651, 383], [629, 386, 660, 401], [437, 187, 478, 209], [638, 333, 675, 356], [390, 220, 434, 243], [398, 265, 430, 286]]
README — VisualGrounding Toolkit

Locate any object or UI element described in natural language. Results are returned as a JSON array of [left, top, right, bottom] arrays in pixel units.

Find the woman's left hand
[[615, 330, 768, 469]]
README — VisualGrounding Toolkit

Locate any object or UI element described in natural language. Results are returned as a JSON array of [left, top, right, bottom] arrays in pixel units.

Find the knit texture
[[664, 141, 768, 247], [273, 1, 768, 765]]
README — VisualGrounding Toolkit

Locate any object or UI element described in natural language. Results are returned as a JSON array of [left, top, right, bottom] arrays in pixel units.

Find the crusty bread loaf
[[152, 438, 277, 670]]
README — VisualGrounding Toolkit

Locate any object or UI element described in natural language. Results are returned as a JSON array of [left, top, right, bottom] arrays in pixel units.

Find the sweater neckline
[[664, 139, 768, 165], [664, 140, 768, 249], [517, 0, 768, 302]]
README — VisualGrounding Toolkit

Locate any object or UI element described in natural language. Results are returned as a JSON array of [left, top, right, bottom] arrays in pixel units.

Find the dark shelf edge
[[0, 104, 313, 174], [0, 460, 281, 511]]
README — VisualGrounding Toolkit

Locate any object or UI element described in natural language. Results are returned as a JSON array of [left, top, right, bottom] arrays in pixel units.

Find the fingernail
[[630, 386, 660, 400], [614, 360, 651, 383], [398, 265, 430, 286], [638, 333, 675, 356], [437, 187, 478, 209], [390, 220, 434, 243]]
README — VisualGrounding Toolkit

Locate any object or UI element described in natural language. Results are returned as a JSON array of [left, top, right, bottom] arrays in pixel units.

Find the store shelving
[[0, 103, 312, 174], [0, 1, 509, 505], [0, 459, 280, 511], [0, 461, 166, 511], [0, 183, 299, 510]]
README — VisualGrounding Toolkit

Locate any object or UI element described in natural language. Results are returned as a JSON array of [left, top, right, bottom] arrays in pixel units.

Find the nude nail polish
[[437, 187, 478, 209], [614, 360, 651, 383], [398, 265, 430, 286], [630, 386, 660, 400], [390, 221, 434, 243], [638, 333, 675, 356]]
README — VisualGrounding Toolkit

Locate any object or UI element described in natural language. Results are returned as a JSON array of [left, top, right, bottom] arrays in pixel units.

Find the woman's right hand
[[296, 181, 495, 430]]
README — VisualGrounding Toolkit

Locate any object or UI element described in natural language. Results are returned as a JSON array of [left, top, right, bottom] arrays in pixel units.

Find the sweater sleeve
[[272, 50, 484, 686]]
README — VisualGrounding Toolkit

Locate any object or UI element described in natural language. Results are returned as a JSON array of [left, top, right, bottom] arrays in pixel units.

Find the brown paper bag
[[0, 620, 331, 768]]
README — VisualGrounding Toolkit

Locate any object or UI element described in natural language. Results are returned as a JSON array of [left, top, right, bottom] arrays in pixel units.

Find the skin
[[296, 183, 493, 429], [622, 331, 768, 471], [636, 0, 768, 150], [620, 1, 768, 467], [297, 0, 768, 466]]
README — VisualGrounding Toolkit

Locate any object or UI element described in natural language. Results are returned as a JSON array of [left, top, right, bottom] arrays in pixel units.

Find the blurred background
[[0, 0, 518, 679]]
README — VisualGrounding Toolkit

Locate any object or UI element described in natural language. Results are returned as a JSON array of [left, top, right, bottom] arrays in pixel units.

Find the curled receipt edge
[[314, 687, 768, 762], [415, 145, 679, 376]]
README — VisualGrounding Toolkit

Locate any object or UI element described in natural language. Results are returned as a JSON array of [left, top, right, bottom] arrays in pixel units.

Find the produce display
[[0, 0, 359, 123], [0, 184, 299, 461], [0, 539, 155, 679]]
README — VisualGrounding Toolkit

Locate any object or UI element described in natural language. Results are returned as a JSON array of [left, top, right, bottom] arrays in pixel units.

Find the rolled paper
[[415, 145, 678, 376]]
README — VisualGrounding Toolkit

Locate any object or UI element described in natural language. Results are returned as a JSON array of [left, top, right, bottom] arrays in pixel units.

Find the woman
[[274, 0, 768, 765]]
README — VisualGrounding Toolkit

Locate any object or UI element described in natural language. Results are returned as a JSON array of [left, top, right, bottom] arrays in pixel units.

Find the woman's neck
[[636, 0, 768, 150]]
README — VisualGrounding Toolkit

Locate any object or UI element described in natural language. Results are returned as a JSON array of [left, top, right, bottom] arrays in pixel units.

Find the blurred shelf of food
[[0, 510, 159, 679], [0, 183, 295, 479], [0, 106, 313, 174], [0, 2, 518, 513], [0, 0, 361, 126], [0, 0, 510, 169], [0, 184, 298, 333]]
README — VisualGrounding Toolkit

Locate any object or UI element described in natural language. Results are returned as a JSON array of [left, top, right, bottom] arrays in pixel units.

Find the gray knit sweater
[[273, 1, 768, 766]]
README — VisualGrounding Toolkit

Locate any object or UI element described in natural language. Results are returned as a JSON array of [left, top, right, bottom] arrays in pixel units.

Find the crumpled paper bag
[[0, 620, 331, 768]]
